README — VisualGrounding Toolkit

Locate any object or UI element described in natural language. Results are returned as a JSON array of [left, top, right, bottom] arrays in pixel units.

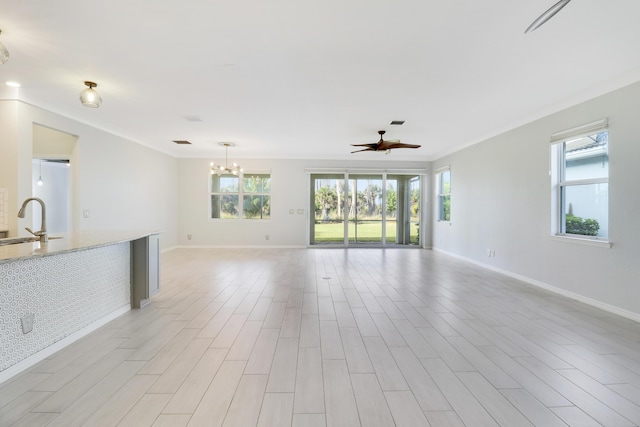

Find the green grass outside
[[314, 220, 419, 244]]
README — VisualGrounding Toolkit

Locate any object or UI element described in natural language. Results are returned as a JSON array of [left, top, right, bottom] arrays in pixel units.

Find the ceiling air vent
[[390, 120, 405, 125], [172, 140, 192, 145]]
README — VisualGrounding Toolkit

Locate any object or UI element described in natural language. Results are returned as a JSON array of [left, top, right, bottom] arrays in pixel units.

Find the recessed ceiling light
[[6, 81, 20, 87], [172, 140, 192, 145], [390, 120, 405, 125], [183, 115, 202, 122]]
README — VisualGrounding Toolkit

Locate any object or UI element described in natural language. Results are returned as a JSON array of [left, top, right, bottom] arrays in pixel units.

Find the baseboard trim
[[432, 248, 640, 323], [0, 305, 131, 385]]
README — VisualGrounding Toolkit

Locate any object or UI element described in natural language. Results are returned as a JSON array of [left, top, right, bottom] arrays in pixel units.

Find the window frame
[[209, 171, 271, 221], [550, 119, 610, 245], [435, 167, 451, 222]]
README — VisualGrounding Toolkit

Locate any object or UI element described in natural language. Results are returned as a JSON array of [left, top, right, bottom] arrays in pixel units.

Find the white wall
[[0, 100, 179, 250], [177, 158, 428, 247], [432, 81, 640, 318]]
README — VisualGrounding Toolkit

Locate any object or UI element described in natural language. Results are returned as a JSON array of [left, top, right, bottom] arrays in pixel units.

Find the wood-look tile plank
[[479, 345, 570, 407], [292, 413, 326, 427], [0, 391, 52, 426], [248, 297, 273, 321], [263, 302, 287, 329], [152, 414, 191, 427], [320, 320, 345, 360], [323, 359, 360, 427], [187, 361, 246, 427], [447, 336, 520, 389], [0, 372, 52, 408], [558, 368, 640, 425], [118, 394, 173, 427], [500, 388, 568, 427], [10, 411, 59, 427], [34, 348, 134, 413], [351, 373, 396, 427], [363, 336, 408, 391], [457, 371, 533, 426], [226, 320, 263, 360], [30, 337, 124, 392], [389, 346, 450, 410], [163, 348, 227, 414], [299, 313, 321, 348], [46, 360, 145, 427], [212, 314, 248, 348], [147, 337, 213, 394], [351, 307, 380, 337], [138, 328, 200, 375], [81, 373, 158, 427], [197, 307, 235, 338], [340, 327, 374, 374], [384, 390, 431, 427], [280, 308, 303, 338], [258, 392, 294, 427], [517, 356, 635, 426], [266, 338, 299, 392], [424, 410, 465, 427], [421, 358, 499, 427], [370, 313, 407, 347], [551, 406, 602, 427], [294, 347, 325, 414], [222, 374, 268, 426], [245, 329, 280, 375]]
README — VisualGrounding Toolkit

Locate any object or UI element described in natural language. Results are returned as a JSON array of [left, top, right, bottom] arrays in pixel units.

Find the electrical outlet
[[187, 234, 192, 240], [83, 210, 90, 218], [21, 313, 34, 334], [265, 235, 270, 240], [491, 250, 496, 257], [487, 249, 492, 257]]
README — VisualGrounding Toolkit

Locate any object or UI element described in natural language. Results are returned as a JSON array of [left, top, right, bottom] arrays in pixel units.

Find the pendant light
[[0, 29, 9, 64], [211, 143, 243, 176], [37, 160, 44, 186], [79, 81, 102, 108]]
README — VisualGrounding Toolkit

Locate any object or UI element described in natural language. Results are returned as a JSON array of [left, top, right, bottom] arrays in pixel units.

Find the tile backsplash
[[0, 189, 8, 231]]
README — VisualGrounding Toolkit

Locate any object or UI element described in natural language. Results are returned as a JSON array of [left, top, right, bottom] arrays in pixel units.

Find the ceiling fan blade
[[387, 143, 421, 150], [351, 147, 376, 153], [351, 143, 378, 147], [378, 140, 421, 150], [525, 0, 571, 33]]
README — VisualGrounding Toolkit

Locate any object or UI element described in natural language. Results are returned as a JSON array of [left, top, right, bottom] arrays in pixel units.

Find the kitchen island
[[0, 231, 159, 383]]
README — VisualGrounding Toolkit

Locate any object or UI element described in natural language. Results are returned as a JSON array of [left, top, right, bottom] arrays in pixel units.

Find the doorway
[[310, 172, 423, 247]]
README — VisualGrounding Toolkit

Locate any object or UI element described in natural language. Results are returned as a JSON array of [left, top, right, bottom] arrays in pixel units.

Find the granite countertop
[[0, 231, 159, 263]]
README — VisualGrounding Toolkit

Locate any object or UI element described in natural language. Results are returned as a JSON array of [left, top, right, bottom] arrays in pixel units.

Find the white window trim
[[209, 170, 271, 221], [550, 119, 609, 244], [435, 166, 451, 223]]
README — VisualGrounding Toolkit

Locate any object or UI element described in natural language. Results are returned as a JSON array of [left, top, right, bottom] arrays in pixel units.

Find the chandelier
[[211, 142, 242, 176]]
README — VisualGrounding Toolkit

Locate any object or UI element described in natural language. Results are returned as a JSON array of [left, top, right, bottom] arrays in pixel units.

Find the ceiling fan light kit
[[525, 0, 572, 33]]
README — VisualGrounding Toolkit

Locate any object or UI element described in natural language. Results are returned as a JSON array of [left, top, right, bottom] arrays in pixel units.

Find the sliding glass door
[[310, 172, 422, 247]]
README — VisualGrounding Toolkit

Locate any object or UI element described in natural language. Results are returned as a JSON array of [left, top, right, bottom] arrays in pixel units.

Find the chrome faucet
[[17, 197, 48, 243]]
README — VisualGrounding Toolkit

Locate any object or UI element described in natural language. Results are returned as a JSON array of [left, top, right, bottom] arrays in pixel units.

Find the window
[[436, 168, 451, 222], [210, 173, 271, 219], [551, 120, 608, 239]]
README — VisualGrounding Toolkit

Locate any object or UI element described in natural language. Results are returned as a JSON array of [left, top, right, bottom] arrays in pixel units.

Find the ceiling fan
[[525, 0, 572, 33], [351, 130, 421, 154]]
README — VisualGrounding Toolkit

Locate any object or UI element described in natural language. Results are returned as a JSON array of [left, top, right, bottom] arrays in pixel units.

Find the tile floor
[[1, 248, 640, 426]]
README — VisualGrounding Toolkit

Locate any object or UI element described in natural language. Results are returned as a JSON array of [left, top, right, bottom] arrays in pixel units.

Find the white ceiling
[[2, 0, 640, 161]]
